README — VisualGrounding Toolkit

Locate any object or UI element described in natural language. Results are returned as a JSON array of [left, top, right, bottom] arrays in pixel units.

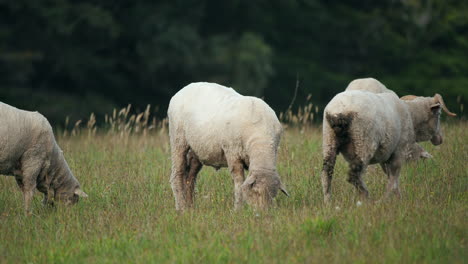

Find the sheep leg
[[321, 121, 338, 204], [18, 150, 45, 215], [228, 159, 245, 210], [21, 166, 41, 215], [321, 151, 337, 204], [185, 150, 203, 208], [380, 159, 402, 199], [170, 143, 190, 211], [43, 189, 55, 207], [347, 161, 369, 200], [14, 176, 37, 213]]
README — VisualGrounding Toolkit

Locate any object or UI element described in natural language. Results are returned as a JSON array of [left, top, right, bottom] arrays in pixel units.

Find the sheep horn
[[433, 94, 457, 116], [400, 95, 418, 101]]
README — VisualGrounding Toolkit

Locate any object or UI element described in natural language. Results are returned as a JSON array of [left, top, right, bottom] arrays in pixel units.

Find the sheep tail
[[325, 112, 354, 138]]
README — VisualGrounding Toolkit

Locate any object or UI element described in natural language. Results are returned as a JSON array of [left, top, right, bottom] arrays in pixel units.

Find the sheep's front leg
[[21, 167, 41, 215], [23, 185, 36, 215], [42, 189, 55, 207], [185, 150, 203, 208], [347, 161, 369, 201], [170, 145, 189, 211], [228, 160, 245, 210], [18, 154, 44, 215], [380, 158, 402, 199]]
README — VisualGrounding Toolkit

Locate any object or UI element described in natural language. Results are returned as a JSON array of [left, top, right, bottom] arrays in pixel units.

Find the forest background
[[1, 0, 466, 125]]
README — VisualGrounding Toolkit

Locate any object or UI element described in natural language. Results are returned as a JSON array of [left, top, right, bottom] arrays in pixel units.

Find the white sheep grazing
[[321, 84, 456, 203], [168, 82, 289, 210], [345, 78, 432, 161], [0, 102, 87, 214]]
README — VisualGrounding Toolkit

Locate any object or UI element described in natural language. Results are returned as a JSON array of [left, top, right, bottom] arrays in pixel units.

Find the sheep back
[[345, 78, 397, 96], [168, 82, 282, 168], [0, 102, 54, 175]]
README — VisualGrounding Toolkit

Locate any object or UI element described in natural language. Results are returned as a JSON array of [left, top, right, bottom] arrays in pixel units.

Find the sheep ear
[[74, 189, 88, 198], [430, 103, 441, 114], [280, 183, 289, 197]]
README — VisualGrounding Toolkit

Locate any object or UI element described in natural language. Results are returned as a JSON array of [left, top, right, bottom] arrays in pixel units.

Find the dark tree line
[[1, 0, 466, 125]]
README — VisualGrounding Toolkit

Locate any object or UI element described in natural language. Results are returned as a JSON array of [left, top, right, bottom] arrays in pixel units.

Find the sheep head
[[55, 186, 88, 205], [405, 94, 456, 145], [429, 94, 457, 145], [240, 169, 289, 209], [48, 144, 88, 205]]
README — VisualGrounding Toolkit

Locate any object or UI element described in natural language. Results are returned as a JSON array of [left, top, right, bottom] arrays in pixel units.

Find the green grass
[[0, 122, 466, 263]]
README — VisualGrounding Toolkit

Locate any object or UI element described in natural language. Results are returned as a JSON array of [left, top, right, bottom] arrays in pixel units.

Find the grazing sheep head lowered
[[401, 93, 456, 146], [241, 169, 289, 209], [54, 186, 88, 206], [0, 101, 88, 214], [39, 145, 88, 207], [168, 82, 289, 211]]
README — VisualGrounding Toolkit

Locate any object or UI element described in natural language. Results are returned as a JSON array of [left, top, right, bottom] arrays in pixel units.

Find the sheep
[[345, 78, 432, 161], [321, 83, 456, 203], [0, 102, 87, 214], [167, 82, 289, 210]]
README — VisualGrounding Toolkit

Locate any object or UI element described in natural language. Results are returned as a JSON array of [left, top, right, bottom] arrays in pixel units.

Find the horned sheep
[[321, 79, 456, 203], [345, 78, 433, 161], [0, 102, 87, 214], [167, 82, 288, 210]]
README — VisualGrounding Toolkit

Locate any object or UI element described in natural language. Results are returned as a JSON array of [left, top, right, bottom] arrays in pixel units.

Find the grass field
[[0, 120, 466, 263]]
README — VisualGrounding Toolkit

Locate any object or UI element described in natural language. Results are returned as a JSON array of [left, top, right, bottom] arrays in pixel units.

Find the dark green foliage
[[0, 0, 466, 124]]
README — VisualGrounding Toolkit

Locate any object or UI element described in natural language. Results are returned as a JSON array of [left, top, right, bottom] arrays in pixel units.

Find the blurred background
[[1, 0, 466, 126]]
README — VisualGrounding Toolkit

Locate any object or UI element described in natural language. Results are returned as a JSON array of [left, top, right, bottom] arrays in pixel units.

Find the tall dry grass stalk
[[64, 101, 320, 139], [63, 104, 168, 139], [279, 94, 319, 129]]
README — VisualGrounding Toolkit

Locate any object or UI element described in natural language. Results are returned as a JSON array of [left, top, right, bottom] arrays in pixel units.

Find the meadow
[[0, 109, 466, 263]]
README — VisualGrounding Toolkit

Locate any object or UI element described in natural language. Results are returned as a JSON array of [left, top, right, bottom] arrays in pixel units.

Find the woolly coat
[[168, 82, 283, 171], [344, 78, 430, 161], [0, 102, 81, 199], [323, 90, 414, 164], [345, 78, 397, 96]]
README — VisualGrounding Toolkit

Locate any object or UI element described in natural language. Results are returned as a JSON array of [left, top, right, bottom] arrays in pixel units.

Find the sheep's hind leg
[[347, 161, 369, 201], [380, 157, 402, 200], [228, 159, 245, 210], [170, 142, 190, 211], [321, 121, 339, 204], [321, 150, 337, 204], [185, 150, 203, 208]]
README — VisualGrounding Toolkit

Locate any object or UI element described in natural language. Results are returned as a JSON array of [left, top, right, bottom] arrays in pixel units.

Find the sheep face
[[240, 170, 288, 209], [56, 187, 88, 206], [412, 94, 456, 145], [418, 103, 443, 145]]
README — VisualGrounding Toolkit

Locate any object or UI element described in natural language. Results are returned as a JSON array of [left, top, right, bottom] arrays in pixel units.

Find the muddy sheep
[[321, 82, 456, 203]]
